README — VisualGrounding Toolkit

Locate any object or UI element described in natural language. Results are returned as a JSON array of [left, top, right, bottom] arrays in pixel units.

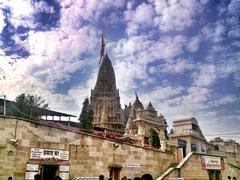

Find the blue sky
[[0, 0, 239, 142]]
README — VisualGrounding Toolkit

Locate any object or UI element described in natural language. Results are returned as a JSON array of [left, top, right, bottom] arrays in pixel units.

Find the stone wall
[[224, 154, 240, 179], [162, 153, 230, 180], [0, 116, 175, 180], [179, 154, 212, 180]]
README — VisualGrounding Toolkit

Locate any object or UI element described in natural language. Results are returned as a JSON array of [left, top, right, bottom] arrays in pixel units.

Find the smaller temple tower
[[124, 94, 168, 151]]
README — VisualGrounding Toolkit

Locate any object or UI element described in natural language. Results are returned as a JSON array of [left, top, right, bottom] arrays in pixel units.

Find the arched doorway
[[108, 164, 122, 180]]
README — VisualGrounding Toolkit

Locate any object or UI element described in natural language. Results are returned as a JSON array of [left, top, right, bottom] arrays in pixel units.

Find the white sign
[[126, 163, 141, 168], [201, 156, 222, 170], [25, 171, 38, 180], [75, 177, 99, 180], [30, 148, 69, 161], [60, 165, 70, 172], [59, 172, 69, 180], [26, 164, 39, 171]]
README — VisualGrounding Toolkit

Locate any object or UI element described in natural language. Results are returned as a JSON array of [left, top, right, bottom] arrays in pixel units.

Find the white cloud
[[153, 0, 206, 32], [27, 25, 98, 59], [124, 2, 154, 35], [0, 0, 102, 115], [149, 58, 194, 74], [60, 0, 125, 28], [143, 85, 184, 101], [150, 35, 187, 60], [112, 35, 187, 65], [124, 0, 208, 35], [112, 35, 154, 58], [115, 61, 149, 92], [34, 1, 55, 14], [1, 0, 35, 29], [233, 71, 240, 87], [187, 36, 200, 52], [192, 64, 217, 87], [209, 95, 237, 107], [1, 0, 239, 143]]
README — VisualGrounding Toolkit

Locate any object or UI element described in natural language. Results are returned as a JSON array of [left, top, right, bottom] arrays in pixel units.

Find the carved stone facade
[[89, 36, 168, 147], [90, 54, 123, 130], [124, 95, 167, 151]]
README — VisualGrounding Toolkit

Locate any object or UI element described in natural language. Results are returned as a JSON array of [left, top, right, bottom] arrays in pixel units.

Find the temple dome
[[132, 95, 144, 111], [146, 102, 156, 112]]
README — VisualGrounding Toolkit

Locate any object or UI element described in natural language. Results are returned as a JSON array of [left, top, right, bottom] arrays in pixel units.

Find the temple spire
[[99, 34, 105, 65], [135, 91, 139, 100]]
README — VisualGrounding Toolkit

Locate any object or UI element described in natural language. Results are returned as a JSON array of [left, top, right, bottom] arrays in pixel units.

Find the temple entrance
[[40, 164, 58, 180], [109, 164, 122, 180], [207, 170, 222, 180]]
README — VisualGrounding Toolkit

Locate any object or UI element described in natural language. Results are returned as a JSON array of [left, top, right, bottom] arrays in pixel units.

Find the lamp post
[[3, 95, 6, 116]]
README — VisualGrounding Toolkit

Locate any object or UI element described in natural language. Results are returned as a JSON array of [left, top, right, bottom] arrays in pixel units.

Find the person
[[34, 174, 41, 180], [54, 176, 62, 180], [121, 176, 127, 180], [8, 177, 13, 180], [141, 174, 153, 180], [134, 177, 141, 180], [233, 177, 236, 180], [228, 176, 231, 180], [99, 175, 104, 180]]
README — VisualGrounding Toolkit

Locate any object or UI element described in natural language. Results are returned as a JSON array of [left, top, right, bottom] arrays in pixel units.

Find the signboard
[[126, 163, 141, 168], [60, 165, 70, 172], [26, 164, 39, 171], [201, 156, 222, 170], [25, 171, 38, 180], [25, 163, 39, 180], [59, 172, 69, 180], [30, 148, 69, 161]]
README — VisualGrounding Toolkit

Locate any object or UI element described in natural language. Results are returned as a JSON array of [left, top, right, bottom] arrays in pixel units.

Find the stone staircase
[[157, 152, 194, 180]]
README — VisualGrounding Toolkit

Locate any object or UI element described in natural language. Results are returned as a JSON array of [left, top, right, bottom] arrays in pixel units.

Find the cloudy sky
[[0, 0, 239, 142]]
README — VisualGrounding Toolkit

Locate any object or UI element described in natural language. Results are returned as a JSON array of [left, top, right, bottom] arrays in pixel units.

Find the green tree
[[164, 119, 169, 140], [79, 98, 93, 132], [149, 128, 160, 148], [9, 93, 48, 119]]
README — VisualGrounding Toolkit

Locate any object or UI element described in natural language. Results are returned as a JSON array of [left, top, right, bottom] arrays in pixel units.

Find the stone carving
[[124, 96, 168, 151], [90, 36, 123, 130], [88, 35, 169, 150]]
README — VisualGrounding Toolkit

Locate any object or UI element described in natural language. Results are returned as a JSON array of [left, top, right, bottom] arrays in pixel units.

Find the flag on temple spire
[[135, 91, 139, 100], [99, 34, 105, 65]]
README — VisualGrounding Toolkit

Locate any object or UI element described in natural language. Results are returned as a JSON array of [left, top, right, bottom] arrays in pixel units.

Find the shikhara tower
[[90, 35, 123, 130]]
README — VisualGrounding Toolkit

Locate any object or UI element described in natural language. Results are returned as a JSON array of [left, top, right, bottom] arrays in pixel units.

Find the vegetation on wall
[[149, 128, 160, 148]]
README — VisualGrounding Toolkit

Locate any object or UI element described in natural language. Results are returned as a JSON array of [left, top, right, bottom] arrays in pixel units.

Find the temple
[[124, 95, 168, 151], [90, 35, 123, 130], [88, 35, 168, 150]]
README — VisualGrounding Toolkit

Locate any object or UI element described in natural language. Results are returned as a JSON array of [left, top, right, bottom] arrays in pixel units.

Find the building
[[0, 97, 76, 121], [169, 117, 207, 157], [90, 54, 123, 131], [209, 137, 240, 179], [0, 116, 175, 180], [89, 35, 124, 131], [88, 35, 168, 150], [161, 118, 227, 180], [124, 95, 168, 151], [1, 36, 239, 180]]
